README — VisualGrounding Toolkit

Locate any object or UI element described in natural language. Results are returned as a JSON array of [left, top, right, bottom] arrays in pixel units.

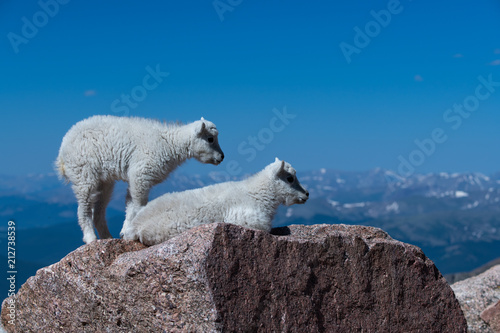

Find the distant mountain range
[[1, 168, 500, 291]]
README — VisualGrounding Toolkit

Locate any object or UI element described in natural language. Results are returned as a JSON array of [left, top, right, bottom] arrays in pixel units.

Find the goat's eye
[[286, 175, 294, 183], [207, 137, 214, 143]]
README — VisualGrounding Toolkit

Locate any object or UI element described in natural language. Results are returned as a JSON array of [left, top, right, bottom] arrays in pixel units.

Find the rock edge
[[2, 223, 466, 332]]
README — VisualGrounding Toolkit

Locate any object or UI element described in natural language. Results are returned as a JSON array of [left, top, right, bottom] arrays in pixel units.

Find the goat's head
[[267, 157, 309, 206], [189, 117, 224, 165]]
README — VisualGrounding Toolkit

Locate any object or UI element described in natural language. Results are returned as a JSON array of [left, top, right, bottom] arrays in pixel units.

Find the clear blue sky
[[1, 0, 500, 177]]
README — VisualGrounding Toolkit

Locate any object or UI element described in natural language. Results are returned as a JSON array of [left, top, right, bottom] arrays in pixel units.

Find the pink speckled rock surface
[[452, 264, 500, 332], [2, 223, 466, 332], [481, 300, 500, 332]]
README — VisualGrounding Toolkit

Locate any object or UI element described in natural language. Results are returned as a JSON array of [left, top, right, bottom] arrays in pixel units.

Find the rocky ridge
[[452, 264, 500, 332], [1, 223, 466, 332]]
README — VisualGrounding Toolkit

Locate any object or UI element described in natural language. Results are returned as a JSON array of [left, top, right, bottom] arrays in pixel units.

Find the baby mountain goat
[[56, 115, 224, 244], [123, 158, 309, 246]]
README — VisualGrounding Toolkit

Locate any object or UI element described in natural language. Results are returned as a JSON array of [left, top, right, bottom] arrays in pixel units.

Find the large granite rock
[[481, 300, 500, 332], [1, 223, 466, 332], [452, 265, 500, 332]]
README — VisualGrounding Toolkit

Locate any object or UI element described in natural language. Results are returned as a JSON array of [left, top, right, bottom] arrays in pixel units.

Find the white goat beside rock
[[123, 158, 309, 246], [56, 115, 224, 244]]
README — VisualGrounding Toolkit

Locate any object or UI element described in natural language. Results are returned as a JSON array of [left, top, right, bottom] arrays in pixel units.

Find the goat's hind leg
[[93, 181, 114, 239], [74, 183, 99, 244]]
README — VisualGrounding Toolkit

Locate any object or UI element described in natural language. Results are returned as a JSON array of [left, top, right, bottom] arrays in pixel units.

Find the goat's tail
[[55, 155, 69, 183]]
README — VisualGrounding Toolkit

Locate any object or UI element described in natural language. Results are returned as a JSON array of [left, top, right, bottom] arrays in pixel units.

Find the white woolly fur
[[123, 158, 309, 246], [55, 115, 224, 244]]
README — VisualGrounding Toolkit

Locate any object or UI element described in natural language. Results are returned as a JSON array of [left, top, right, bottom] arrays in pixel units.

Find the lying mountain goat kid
[[56, 115, 224, 244], [123, 158, 309, 246]]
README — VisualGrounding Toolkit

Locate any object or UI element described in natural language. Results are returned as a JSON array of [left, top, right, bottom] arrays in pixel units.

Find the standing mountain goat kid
[[56, 115, 224, 244], [123, 158, 309, 246]]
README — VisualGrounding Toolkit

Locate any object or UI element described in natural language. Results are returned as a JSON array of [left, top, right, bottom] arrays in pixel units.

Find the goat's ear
[[273, 158, 285, 174], [196, 121, 206, 136], [279, 160, 285, 172]]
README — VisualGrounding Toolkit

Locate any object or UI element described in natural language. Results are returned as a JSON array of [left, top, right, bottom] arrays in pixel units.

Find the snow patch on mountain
[[327, 200, 340, 208], [343, 202, 366, 209], [463, 201, 479, 210], [386, 202, 399, 213]]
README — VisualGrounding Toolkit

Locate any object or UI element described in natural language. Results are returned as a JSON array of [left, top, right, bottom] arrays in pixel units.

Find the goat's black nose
[[221, 153, 225, 160], [306, 191, 309, 197]]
